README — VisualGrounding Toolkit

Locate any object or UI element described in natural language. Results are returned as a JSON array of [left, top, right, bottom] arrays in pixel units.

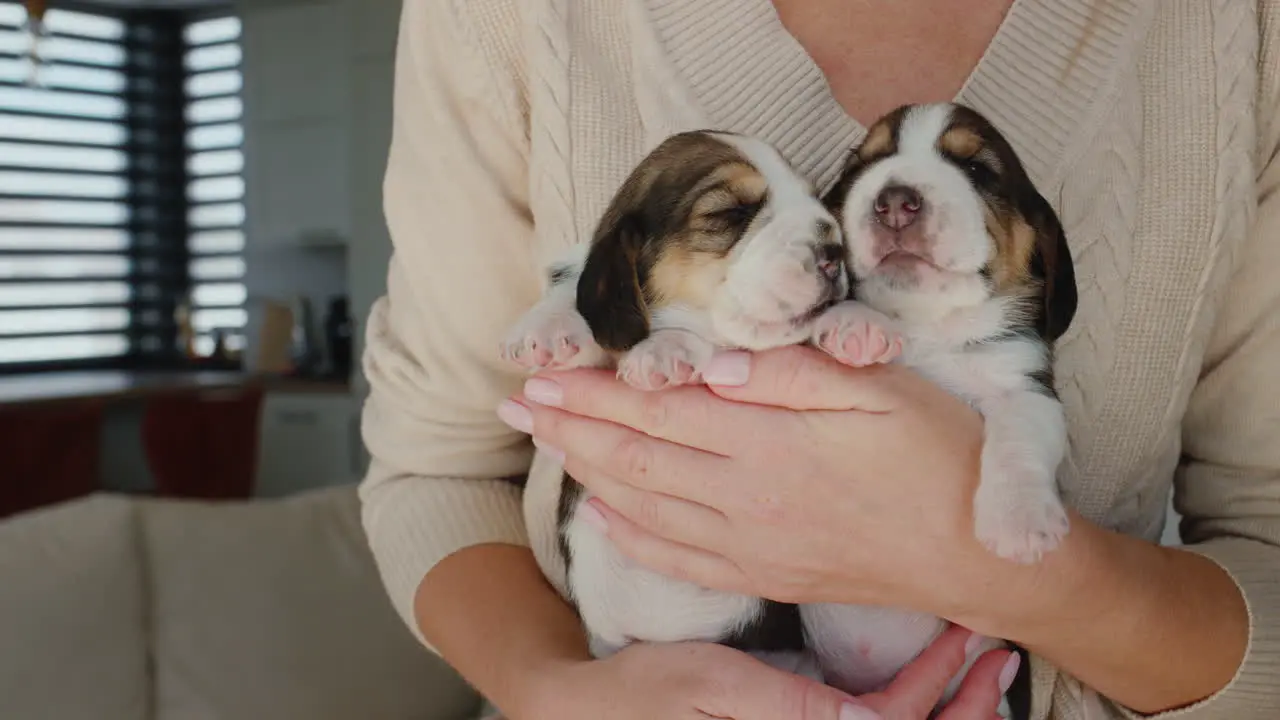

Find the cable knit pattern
[[1089, 3, 1250, 529], [524, 0, 576, 253], [1136, 0, 1256, 500], [643, 0, 861, 190], [1051, 79, 1142, 524], [360, 2, 1280, 718]]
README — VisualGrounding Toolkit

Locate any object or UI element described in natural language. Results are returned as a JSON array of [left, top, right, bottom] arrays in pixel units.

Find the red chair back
[[141, 387, 264, 500], [0, 402, 105, 519]]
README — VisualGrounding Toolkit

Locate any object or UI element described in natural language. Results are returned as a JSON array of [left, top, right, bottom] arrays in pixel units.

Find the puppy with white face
[[831, 101, 1077, 560], [501, 130, 899, 679], [830, 103, 1076, 347], [801, 102, 1077, 710]]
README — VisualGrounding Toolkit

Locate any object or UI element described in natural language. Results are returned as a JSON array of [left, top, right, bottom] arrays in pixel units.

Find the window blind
[[184, 15, 245, 358], [0, 4, 247, 372], [0, 4, 134, 368]]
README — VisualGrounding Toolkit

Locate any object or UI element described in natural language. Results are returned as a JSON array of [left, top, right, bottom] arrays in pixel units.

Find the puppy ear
[[1026, 193, 1077, 343], [576, 214, 650, 351]]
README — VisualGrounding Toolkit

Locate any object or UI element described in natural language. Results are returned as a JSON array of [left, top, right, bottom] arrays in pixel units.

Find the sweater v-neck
[[633, 0, 1152, 194]]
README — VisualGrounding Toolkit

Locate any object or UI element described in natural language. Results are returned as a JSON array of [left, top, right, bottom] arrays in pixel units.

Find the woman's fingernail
[[702, 351, 751, 386], [533, 437, 565, 463], [840, 702, 881, 720], [964, 631, 988, 656], [524, 377, 564, 406], [578, 500, 609, 532], [497, 399, 534, 434], [998, 652, 1021, 694]]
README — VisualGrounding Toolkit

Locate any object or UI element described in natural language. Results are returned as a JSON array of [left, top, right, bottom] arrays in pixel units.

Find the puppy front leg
[[501, 281, 609, 371], [973, 390, 1070, 564], [617, 328, 716, 391], [810, 300, 903, 367]]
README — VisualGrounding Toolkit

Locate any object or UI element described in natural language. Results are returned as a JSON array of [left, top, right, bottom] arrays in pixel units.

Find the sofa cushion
[[142, 485, 480, 720], [0, 494, 150, 720]]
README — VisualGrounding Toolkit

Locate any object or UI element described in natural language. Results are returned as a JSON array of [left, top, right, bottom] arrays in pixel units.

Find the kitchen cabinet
[[240, 0, 353, 249], [243, 119, 351, 247], [254, 391, 362, 498]]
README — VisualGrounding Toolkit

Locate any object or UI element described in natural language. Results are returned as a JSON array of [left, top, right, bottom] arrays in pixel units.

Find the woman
[[359, 1, 1280, 718]]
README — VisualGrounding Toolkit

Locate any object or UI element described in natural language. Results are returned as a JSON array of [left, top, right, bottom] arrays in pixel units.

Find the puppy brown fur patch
[[941, 106, 1075, 339], [649, 248, 730, 310], [650, 162, 766, 310], [938, 126, 983, 160], [859, 121, 896, 160], [984, 206, 1038, 295]]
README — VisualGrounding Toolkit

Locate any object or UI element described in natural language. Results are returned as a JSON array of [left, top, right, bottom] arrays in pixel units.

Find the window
[[0, 5, 132, 367], [0, 4, 246, 372], [184, 15, 246, 358]]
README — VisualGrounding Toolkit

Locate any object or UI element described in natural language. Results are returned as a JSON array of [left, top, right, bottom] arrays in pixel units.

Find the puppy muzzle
[[845, 156, 990, 281]]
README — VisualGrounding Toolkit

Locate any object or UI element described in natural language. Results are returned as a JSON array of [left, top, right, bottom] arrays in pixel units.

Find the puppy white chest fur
[[565, 514, 763, 656], [894, 299, 1048, 401]]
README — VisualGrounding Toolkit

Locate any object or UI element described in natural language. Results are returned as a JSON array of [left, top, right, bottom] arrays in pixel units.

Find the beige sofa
[[0, 486, 483, 720]]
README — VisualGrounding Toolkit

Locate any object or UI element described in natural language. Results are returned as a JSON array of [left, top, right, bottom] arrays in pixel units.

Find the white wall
[[237, 0, 401, 390], [342, 0, 400, 396]]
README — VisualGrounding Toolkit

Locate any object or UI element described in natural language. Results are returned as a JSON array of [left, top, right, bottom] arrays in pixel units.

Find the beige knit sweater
[[358, 1, 1280, 718]]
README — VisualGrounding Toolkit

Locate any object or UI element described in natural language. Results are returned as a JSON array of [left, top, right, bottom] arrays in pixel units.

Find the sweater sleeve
[[1127, 14, 1280, 716], [357, 1, 539, 645]]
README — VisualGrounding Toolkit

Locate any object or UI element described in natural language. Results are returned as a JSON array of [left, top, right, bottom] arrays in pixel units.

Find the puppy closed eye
[[696, 198, 765, 233], [708, 200, 764, 225]]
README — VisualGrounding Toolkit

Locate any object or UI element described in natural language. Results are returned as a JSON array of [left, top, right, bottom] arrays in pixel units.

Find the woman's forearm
[[956, 511, 1248, 714], [414, 543, 591, 714]]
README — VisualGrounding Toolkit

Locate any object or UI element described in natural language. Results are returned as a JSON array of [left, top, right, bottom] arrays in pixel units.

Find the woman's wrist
[[939, 508, 1120, 641], [415, 544, 593, 715], [510, 655, 596, 719], [941, 510, 1249, 713]]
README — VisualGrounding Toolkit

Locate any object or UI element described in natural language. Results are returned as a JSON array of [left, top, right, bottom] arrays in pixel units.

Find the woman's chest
[[521, 1, 1257, 535]]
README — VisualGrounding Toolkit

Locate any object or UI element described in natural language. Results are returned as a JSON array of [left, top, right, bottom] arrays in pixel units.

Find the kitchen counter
[[0, 371, 350, 409]]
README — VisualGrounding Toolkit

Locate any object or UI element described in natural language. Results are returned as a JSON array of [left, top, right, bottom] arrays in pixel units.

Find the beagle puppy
[[502, 130, 896, 385], [801, 102, 1076, 708], [501, 130, 897, 675]]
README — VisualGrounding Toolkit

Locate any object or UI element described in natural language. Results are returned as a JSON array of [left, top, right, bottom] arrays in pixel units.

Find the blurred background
[[0, 1, 486, 718]]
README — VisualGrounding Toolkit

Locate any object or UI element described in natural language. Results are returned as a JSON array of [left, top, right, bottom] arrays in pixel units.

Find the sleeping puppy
[[501, 130, 897, 675], [502, 130, 896, 385], [801, 102, 1076, 708]]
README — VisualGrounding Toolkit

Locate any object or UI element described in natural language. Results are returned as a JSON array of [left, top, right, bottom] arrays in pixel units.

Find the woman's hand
[[502, 345, 999, 617], [514, 626, 1017, 720], [502, 343, 1255, 715]]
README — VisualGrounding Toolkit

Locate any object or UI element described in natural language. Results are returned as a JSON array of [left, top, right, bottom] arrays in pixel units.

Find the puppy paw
[[973, 470, 1069, 564], [500, 308, 600, 371], [617, 331, 712, 391], [811, 302, 902, 367]]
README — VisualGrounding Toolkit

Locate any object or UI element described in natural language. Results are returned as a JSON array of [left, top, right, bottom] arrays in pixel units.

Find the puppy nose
[[813, 243, 845, 282], [873, 185, 923, 230]]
